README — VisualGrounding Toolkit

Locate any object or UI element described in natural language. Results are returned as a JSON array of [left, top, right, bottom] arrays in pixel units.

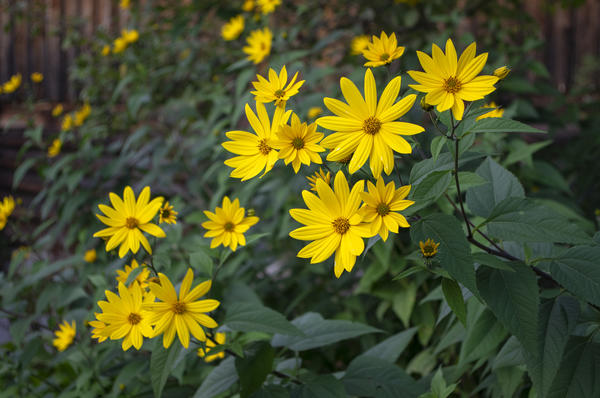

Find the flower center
[[128, 312, 141, 325], [162, 209, 170, 218], [125, 217, 139, 229], [332, 217, 350, 235], [376, 203, 390, 216], [258, 139, 272, 155], [224, 222, 235, 232], [363, 116, 381, 135], [338, 155, 352, 164], [274, 89, 286, 98], [422, 244, 436, 257], [172, 301, 186, 314], [443, 76, 462, 94], [292, 137, 305, 149], [380, 53, 390, 61]]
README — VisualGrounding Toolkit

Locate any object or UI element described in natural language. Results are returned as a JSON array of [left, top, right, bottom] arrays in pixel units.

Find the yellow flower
[[2, 74, 22, 93], [202, 196, 259, 251], [222, 102, 291, 180], [493, 66, 510, 80], [53, 320, 76, 351], [306, 168, 331, 192], [74, 103, 91, 126], [122, 29, 139, 44], [258, 0, 281, 14], [419, 238, 440, 258], [93, 186, 165, 258], [317, 68, 423, 179], [251, 65, 305, 107], [272, 113, 325, 173], [351, 35, 370, 55], [221, 15, 244, 41], [243, 27, 272, 64], [362, 32, 405, 67], [307, 107, 323, 119], [408, 39, 498, 120], [0, 214, 6, 231], [52, 104, 63, 117], [116, 259, 150, 290], [84, 248, 97, 263], [144, 268, 220, 349], [0, 196, 15, 219], [61, 114, 73, 131], [31, 72, 43, 83], [289, 171, 373, 278], [242, 0, 255, 12], [113, 37, 128, 53], [476, 102, 504, 121], [198, 332, 226, 362], [47, 139, 62, 158], [94, 282, 154, 350], [159, 201, 178, 224], [101, 44, 111, 56], [359, 177, 413, 241], [119, 0, 130, 9]]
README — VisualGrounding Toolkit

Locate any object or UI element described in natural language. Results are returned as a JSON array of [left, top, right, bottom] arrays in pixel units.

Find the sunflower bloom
[[2, 74, 21, 93], [420, 238, 439, 258], [242, 0, 255, 12], [307, 107, 323, 119], [144, 269, 220, 349], [359, 178, 413, 241], [306, 168, 331, 192], [408, 39, 498, 120], [61, 114, 73, 131], [251, 65, 305, 107], [362, 32, 405, 67], [159, 201, 178, 224], [198, 332, 226, 362], [52, 104, 63, 117], [84, 248, 97, 263], [116, 259, 150, 291], [272, 113, 325, 173], [317, 68, 423, 179], [31, 72, 43, 83], [222, 102, 291, 181], [289, 171, 373, 278], [53, 320, 76, 351], [48, 139, 62, 158], [202, 196, 259, 251], [258, 0, 280, 14], [93, 186, 165, 258], [94, 282, 154, 350], [476, 102, 504, 120], [101, 45, 111, 56], [74, 103, 91, 127], [351, 35, 370, 55], [222, 15, 244, 41], [243, 28, 272, 64]]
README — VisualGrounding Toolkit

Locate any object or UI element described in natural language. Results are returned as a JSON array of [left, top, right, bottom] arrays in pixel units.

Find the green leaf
[[271, 312, 380, 351], [546, 337, 600, 398], [124, 266, 144, 287], [150, 339, 183, 398], [12, 158, 36, 189], [466, 157, 524, 218], [410, 214, 479, 298], [472, 252, 517, 272], [189, 250, 214, 277], [409, 152, 485, 185], [235, 342, 275, 398], [392, 265, 425, 280], [547, 246, 600, 306], [360, 327, 418, 363], [224, 302, 303, 336], [408, 171, 452, 212], [459, 308, 507, 365], [504, 140, 551, 167], [430, 136, 446, 162], [291, 375, 346, 398], [193, 357, 238, 398], [441, 278, 467, 326], [250, 385, 290, 398], [468, 118, 545, 134]]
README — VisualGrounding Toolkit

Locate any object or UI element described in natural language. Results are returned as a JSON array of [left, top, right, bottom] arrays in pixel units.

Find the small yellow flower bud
[[246, 208, 256, 217], [420, 97, 433, 112], [493, 66, 510, 80]]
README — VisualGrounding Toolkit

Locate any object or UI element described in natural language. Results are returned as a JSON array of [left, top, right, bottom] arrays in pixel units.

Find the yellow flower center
[[224, 222, 235, 231], [258, 139, 272, 155], [292, 137, 305, 149], [376, 203, 390, 216], [274, 89, 286, 98], [443, 76, 462, 94], [172, 301, 187, 314], [128, 312, 142, 325], [125, 217, 139, 229], [363, 116, 381, 135], [379, 53, 390, 61], [332, 217, 350, 235]]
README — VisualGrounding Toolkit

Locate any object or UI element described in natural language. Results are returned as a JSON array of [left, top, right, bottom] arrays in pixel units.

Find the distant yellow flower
[[362, 32, 405, 67], [222, 102, 291, 180], [272, 113, 325, 173], [84, 248, 97, 263], [243, 27, 272, 64], [119, 0, 130, 9], [221, 15, 244, 41], [159, 201, 178, 224], [306, 168, 331, 192], [74, 103, 91, 127], [113, 37, 128, 53], [289, 171, 373, 278], [493, 66, 510, 80], [52, 104, 63, 117], [419, 238, 440, 258], [93, 186, 165, 258], [408, 39, 498, 120], [202, 196, 259, 251], [48, 139, 62, 158], [476, 102, 504, 121], [30, 72, 43, 83], [251, 65, 305, 107], [144, 268, 220, 348], [351, 35, 370, 55], [198, 332, 226, 362], [53, 320, 76, 351], [61, 114, 73, 131], [116, 259, 150, 290], [101, 45, 111, 56], [0, 214, 6, 231], [258, 0, 281, 14], [2, 74, 21, 93], [122, 29, 139, 44], [242, 0, 255, 12], [307, 107, 323, 119], [0, 196, 15, 231]]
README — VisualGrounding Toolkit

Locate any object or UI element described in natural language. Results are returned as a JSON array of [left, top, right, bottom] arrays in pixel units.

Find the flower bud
[[493, 66, 510, 80], [420, 96, 433, 112]]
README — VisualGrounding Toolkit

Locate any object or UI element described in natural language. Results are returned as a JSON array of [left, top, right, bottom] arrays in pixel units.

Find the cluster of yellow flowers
[[1, 74, 21, 94], [103, 29, 139, 56], [0, 196, 15, 231], [242, 0, 281, 15], [60, 103, 91, 132]]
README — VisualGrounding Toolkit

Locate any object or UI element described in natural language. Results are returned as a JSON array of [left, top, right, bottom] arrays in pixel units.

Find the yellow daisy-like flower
[[113, 37, 128, 53], [258, 0, 281, 14], [198, 332, 226, 362], [307, 107, 323, 119], [221, 15, 244, 41], [289, 171, 373, 278], [53, 320, 76, 352], [243, 27, 272, 64], [251, 65, 305, 107], [119, 0, 130, 9], [407, 39, 499, 120], [74, 103, 91, 127], [2, 74, 21, 93], [122, 29, 139, 44], [93, 186, 165, 258], [48, 139, 62, 158], [95, 282, 154, 350], [351, 35, 370, 55], [84, 248, 97, 263], [272, 113, 325, 173], [116, 259, 150, 291], [419, 238, 440, 258], [61, 114, 73, 131], [476, 102, 504, 120], [201, 196, 259, 251], [242, 0, 255, 12], [306, 168, 331, 192], [101, 44, 111, 56], [359, 177, 413, 241], [1, 196, 15, 218], [52, 104, 63, 117], [222, 102, 291, 181], [31, 72, 43, 83], [362, 32, 405, 67], [317, 68, 423, 179], [159, 201, 178, 224], [144, 269, 220, 349]]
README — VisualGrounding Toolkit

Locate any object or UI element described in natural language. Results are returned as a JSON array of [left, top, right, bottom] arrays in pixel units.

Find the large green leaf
[[547, 246, 600, 306], [409, 152, 485, 185], [459, 307, 507, 365], [271, 312, 380, 351], [408, 171, 452, 213], [150, 340, 183, 398], [467, 118, 546, 134], [235, 342, 275, 398], [441, 278, 467, 326], [360, 327, 418, 363], [193, 357, 238, 398], [546, 337, 600, 398], [224, 303, 303, 336], [291, 375, 346, 398]]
